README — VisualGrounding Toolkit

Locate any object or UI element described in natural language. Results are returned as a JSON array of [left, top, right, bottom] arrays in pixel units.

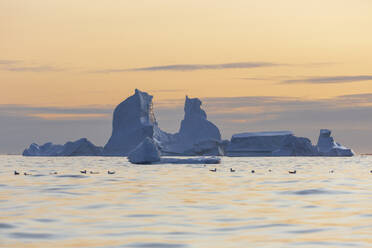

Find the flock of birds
[[13, 170, 116, 176], [13, 167, 372, 176], [209, 168, 297, 174]]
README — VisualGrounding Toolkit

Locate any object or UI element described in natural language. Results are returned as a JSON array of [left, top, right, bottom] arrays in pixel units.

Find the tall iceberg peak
[[178, 96, 221, 142], [316, 129, 354, 156], [103, 89, 161, 156], [159, 95, 223, 155]]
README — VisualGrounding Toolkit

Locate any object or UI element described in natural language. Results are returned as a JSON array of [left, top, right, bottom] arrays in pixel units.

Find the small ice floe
[[160, 157, 221, 165]]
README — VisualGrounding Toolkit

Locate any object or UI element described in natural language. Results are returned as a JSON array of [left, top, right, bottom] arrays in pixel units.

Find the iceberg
[[23, 138, 103, 156], [128, 137, 161, 164], [126, 136, 220, 164], [103, 90, 222, 156], [160, 96, 223, 155], [316, 129, 354, 156], [22, 142, 64, 156], [160, 157, 221, 164], [226, 131, 318, 156], [103, 89, 171, 156]]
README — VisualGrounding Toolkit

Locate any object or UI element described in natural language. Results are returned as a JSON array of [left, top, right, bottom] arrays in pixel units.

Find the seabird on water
[[288, 170, 296, 174], [210, 168, 217, 172], [80, 170, 87, 174], [107, 170, 115, 174], [230, 168, 235, 172]]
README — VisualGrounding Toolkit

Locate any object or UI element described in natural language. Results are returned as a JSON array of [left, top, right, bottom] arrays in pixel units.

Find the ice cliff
[[103, 89, 170, 156], [226, 131, 318, 156], [23, 138, 103, 156], [316, 129, 354, 156]]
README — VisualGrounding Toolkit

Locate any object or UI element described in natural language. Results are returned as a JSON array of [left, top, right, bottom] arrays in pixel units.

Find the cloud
[[90, 62, 279, 73], [3, 66, 64, 72], [0, 60, 65, 72], [282, 75, 372, 84], [0, 59, 19, 65], [0, 105, 113, 119]]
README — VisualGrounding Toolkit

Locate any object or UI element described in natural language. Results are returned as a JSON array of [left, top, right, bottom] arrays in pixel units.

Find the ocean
[[0, 155, 371, 247]]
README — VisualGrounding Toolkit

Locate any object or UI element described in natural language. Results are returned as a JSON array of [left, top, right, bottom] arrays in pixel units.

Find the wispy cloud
[[0, 59, 65, 72], [3, 66, 64, 72], [0, 59, 19, 65], [90, 62, 279, 73], [282, 75, 372, 84], [0, 104, 113, 120]]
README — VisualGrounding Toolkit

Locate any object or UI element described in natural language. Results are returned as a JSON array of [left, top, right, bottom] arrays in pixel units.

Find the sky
[[1, 0, 372, 154]]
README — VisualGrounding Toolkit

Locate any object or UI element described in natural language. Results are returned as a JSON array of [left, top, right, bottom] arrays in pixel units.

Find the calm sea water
[[0, 155, 371, 248]]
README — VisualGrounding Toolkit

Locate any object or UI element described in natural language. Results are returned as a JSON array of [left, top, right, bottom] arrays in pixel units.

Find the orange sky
[[1, 0, 372, 107], [1, 0, 372, 153]]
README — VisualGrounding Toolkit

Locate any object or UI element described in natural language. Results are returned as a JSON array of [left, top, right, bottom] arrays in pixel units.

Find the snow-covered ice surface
[[0, 155, 371, 247]]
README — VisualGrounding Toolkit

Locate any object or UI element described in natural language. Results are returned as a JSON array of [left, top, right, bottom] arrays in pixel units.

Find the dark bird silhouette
[[251, 170, 255, 173], [24, 172, 31, 176], [210, 168, 217, 172], [107, 170, 115, 174], [14, 170, 19, 175], [90, 171, 99, 174], [80, 170, 87, 174], [50, 172, 58, 175], [230, 168, 235, 172], [329, 170, 334, 173], [268, 169, 272, 172], [288, 170, 296, 174]]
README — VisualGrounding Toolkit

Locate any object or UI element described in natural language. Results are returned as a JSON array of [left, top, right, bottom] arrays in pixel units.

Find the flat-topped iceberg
[[23, 138, 103, 156], [226, 131, 318, 156], [128, 137, 161, 164], [316, 129, 354, 156]]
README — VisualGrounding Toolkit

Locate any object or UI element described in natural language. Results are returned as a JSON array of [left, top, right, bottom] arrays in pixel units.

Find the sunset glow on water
[[1, 156, 371, 247]]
